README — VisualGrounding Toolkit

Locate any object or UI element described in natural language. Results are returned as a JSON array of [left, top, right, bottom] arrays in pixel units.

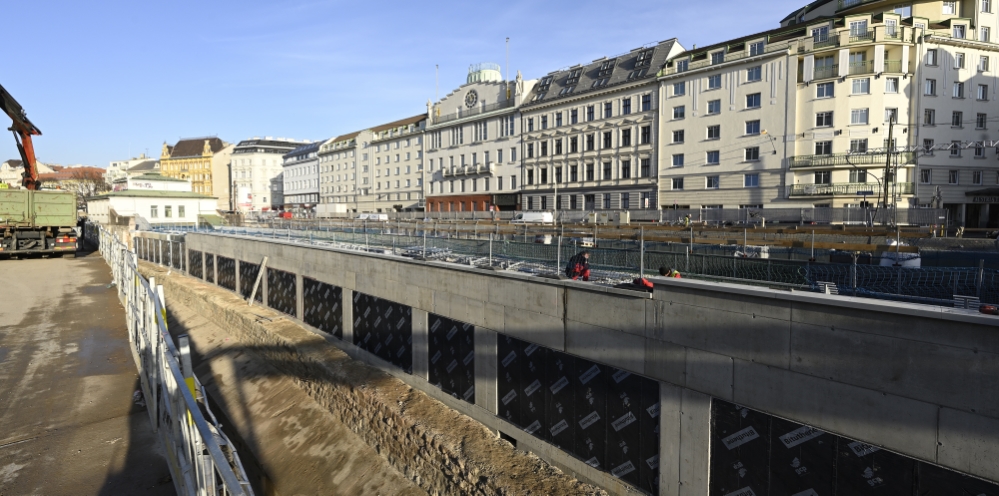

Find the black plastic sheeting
[[171, 242, 183, 269], [205, 254, 215, 283], [303, 278, 342, 339], [497, 334, 660, 494], [159, 240, 168, 265], [267, 268, 297, 317], [352, 292, 412, 373], [239, 261, 262, 302], [710, 399, 999, 495], [217, 256, 236, 291], [427, 314, 474, 404], [188, 250, 203, 278]]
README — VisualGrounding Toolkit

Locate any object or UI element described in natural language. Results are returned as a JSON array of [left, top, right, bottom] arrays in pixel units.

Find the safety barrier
[[89, 224, 253, 496]]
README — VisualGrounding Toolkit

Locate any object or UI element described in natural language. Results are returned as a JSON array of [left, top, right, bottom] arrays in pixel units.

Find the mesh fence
[[156, 225, 998, 307]]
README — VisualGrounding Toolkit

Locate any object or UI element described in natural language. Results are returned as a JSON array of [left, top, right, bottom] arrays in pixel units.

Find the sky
[[1, 0, 805, 168]]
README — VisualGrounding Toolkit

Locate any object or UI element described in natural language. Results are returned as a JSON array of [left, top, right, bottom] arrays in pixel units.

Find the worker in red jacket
[[565, 251, 591, 281]]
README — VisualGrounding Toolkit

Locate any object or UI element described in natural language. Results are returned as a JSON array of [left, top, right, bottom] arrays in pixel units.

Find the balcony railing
[[814, 37, 839, 49], [884, 29, 902, 40], [433, 99, 515, 125], [791, 182, 914, 196], [884, 60, 903, 73], [849, 60, 874, 75], [849, 30, 875, 43], [441, 163, 495, 177], [838, 0, 880, 10], [789, 151, 916, 168], [814, 65, 839, 80]]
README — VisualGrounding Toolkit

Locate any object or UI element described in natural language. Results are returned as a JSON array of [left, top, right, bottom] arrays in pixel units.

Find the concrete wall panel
[[938, 407, 999, 483], [564, 319, 646, 373]]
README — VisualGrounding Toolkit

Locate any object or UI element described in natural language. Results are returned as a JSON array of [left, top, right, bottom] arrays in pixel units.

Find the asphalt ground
[[0, 251, 174, 495]]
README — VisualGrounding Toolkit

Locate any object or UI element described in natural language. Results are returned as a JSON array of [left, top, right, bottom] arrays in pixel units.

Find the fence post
[[639, 226, 645, 278], [557, 227, 562, 274], [489, 233, 493, 266], [685, 245, 690, 273], [423, 229, 427, 259], [851, 254, 858, 296]]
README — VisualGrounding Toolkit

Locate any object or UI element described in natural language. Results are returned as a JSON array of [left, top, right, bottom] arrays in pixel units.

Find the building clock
[[465, 90, 478, 108]]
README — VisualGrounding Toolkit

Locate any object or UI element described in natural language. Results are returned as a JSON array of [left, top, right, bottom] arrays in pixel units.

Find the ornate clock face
[[465, 90, 478, 108]]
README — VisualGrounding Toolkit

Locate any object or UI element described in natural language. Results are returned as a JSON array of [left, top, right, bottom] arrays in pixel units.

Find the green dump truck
[[0, 189, 78, 256]]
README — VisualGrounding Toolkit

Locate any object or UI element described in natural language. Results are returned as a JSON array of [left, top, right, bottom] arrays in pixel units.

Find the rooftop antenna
[[506, 37, 510, 82]]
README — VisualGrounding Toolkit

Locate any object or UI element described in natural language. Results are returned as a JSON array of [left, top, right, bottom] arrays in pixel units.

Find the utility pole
[[881, 116, 895, 226]]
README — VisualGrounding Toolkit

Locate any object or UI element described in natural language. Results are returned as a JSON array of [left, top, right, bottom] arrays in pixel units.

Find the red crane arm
[[0, 83, 42, 190]]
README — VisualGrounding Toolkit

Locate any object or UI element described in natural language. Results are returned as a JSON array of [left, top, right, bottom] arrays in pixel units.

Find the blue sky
[[2, 0, 804, 167]]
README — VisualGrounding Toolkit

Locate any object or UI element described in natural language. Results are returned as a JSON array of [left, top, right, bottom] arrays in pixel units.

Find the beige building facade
[[160, 137, 227, 196]]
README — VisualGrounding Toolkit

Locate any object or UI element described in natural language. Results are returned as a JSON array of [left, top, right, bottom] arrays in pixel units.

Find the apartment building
[[364, 114, 427, 212], [282, 142, 321, 211], [520, 39, 683, 214], [160, 137, 228, 196], [425, 64, 534, 212], [230, 137, 308, 212], [658, 36, 791, 212]]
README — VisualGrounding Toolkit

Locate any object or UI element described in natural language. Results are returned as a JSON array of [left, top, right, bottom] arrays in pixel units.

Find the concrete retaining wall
[[156, 232, 999, 494]]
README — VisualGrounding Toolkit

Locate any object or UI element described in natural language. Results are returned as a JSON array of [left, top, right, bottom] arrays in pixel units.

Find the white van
[[511, 211, 554, 224]]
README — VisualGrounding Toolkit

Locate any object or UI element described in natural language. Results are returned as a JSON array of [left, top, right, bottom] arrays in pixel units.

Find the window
[[620, 192, 630, 209], [812, 26, 829, 42], [708, 74, 721, 89], [178, 205, 185, 218], [817, 82, 835, 98], [586, 134, 595, 151], [974, 170, 984, 184], [150, 205, 158, 218], [850, 108, 869, 125], [555, 139, 563, 154], [924, 109, 936, 125], [570, 137, 578, 153], [850, 138, 868, 153], [672, 154, 684, 167], [985, 0, 993, 12], [622, 98, 632, 115], [981, 56, 991, 72], [640, 126, 651, 144], [673, 130, 685, 143], [849, 20, 868, 37], [745, 147, 760, 161], [541, 116, 548, 129], [886, 19, 898, 36], [641, 94, 652, 111], [814, 171, 831, 184], [540, 141, 548, 156], [979, 84, 989, 100], [747, 66, 762, 82], [943, 1, 957, 14], [746, 93, 761, 108], [978, 113, 988, 129], [976, 143, 987, 158], [621, 129, 631, 147], [527, 143, 534, 158], [952, 111, 963, 127], [640, 159, 651, 177], [885, 77, 899, 93], [744, 173, 760, 187], [602, 131, 612, 148], [621, 161, 631, 179], [749, 42, 764, 56], [951, 141, 962, 157], [954, 25, 966, 39], [711, 51, 725, 64], [707, 99, 721, 114], [949, 170, 959, 184], [527, 169, 534, 185], [707, 125, 721, 139], [527, 197, 534, 210], [745, 120, 761, 135], [511, 175, 517, 188], [672, 178, 684, 190], [570, 195, 578, 209], [586, 105, 595, 121], [570, 109, 578, 124], [849, 169, 868, 183], [527, 118, 534, 132], [604, 102, 613, 118], [164, 205, 172, 218], [602, 162, 612, 180], [852, 78, 870, 94], [673, 82, 686, 96], [570, 165, 578, 182], [706, 176, 720, 189], [585, 164, 595, 181], [673, 105, 685, 119], [919, 169, 931, 184], [707, 151, 720, 164], [926, 49, 938, 66], [540, 167, 548, 184], [925, 79, 937, 96], [816, 111, 834, 127], [511, 147, 517, 161], [676, 59, 689, 73], [885, 108, 898, 123], [815, 141, 833, 155], [956, 53, 966, 69], [983, 27, 992, 42]]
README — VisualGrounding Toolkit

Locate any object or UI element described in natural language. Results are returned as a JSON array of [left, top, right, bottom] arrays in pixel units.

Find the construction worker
[[565, 251, 591, 281], [659, 266, 681, 278], [683, 214, 691, 227]]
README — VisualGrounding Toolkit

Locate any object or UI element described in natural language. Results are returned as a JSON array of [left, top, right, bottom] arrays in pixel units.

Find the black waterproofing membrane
[[239, 261, 262, 302], [352, 292, 412, 373], [204, 253, 215, 284], [188, 250, 202, 278], [303, 277, 343, 339], [266, 268, 297, 317], [217, 256, 236, 291], [428, 313, 475, 404]]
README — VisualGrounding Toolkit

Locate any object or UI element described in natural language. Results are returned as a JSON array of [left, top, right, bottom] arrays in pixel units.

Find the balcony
[[849, 30, 875, 43], [791, 182, 914, 196], [813, 37, 839, 50], [884, 59, 903, 73], [441, 163, 495, 177], [814, 64, 839, 79], [789, 151, 916, 168], [849, 60, 874, 75], [433, 99, 515, 126]]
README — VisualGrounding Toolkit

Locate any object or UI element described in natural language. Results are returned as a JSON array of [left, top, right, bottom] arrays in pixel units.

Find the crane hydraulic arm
[[0, 83, 42, 190]]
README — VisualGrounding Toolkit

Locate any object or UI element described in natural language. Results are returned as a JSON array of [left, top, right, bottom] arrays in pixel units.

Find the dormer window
[[954, 24, 967, 39], [943, 1, 957, 14], [590, 78, 609, 88], [749, 41, 765, 56], [635, 48, 655, 68], [537, 76, 554, 91], [711, 51, 724, 64], [676, 59, 689, 72], [811, 27, 829, 42], [894, 4, 912, 16], [598, 59, 616, 77], [565, 68, 582, 85]]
